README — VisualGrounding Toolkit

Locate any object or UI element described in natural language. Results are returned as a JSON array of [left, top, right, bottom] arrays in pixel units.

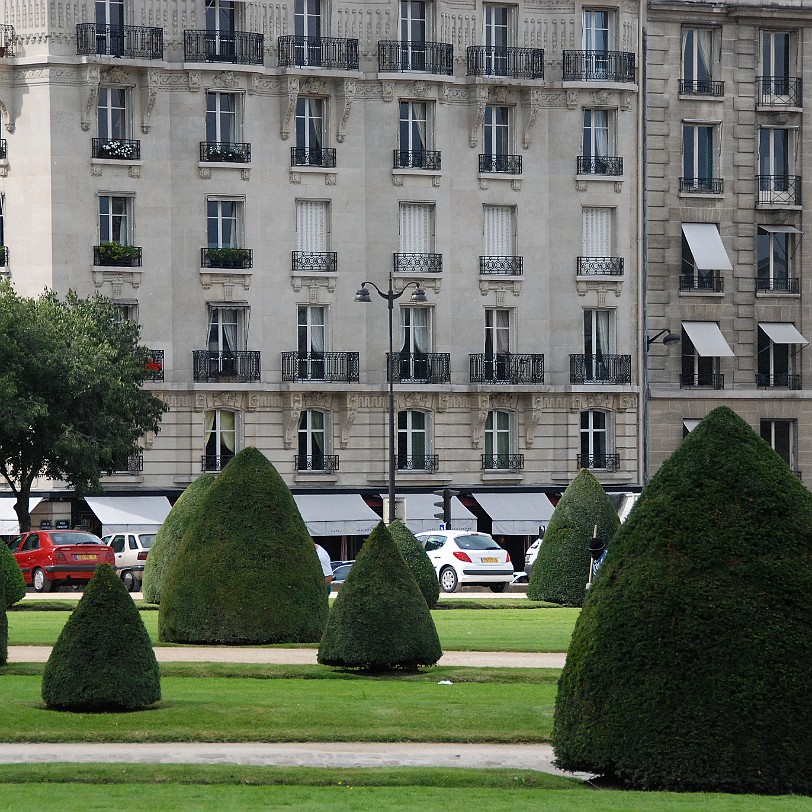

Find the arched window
[[204, 409, 237, 471], [397, 409, 431, 470], [297, 409, 330, 471]]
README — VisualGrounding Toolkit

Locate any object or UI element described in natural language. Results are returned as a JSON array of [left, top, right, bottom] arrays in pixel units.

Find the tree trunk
[[13, 487, 31, 533]]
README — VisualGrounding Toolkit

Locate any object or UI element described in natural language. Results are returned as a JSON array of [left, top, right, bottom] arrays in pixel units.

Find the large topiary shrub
[[1, 543, 25, 607], [387, 520, 440, 608], [159, 447, 328, 644], [41, 563, 159, 711], [142, 473, 216, 604], [527, 468, 619, 606], [554, 406, 812, 794], [318, 522, 442, 671], [0, 555, 7, 666]]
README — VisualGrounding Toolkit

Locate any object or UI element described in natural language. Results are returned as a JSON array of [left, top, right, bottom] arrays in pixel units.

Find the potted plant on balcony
[[98, 140, 137, 160], [205, 247, 250, 269], [207, 144, 245, 162], [0, 246, 6, 267], [97, 242, 140, 266]]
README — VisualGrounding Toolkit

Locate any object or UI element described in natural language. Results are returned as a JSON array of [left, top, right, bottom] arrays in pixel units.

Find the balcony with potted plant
[[94, 242, 142, 267], [201, 247, 253, 269], [92, 138, 141, 161]]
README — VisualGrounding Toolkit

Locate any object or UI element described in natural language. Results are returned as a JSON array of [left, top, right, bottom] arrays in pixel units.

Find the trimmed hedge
[[553, 406, 812, 794], [527, 468, 619, 606], [387, 520, 440, 608], [159, 447, 328, 644], [0, 555, 6, 666], [142, 473, 216, 604], [318, 522, 443, 671], [41, 563, 160, 711], [1, 542, 25, 607]]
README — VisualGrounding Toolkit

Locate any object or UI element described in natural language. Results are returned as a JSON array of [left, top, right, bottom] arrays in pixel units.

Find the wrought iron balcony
[[145, 349, 164, 382], [184, 30, 263, 65], [577, 453, 620, 471], [281, 351, 360, 383], [577, 257, 624, 276], [679, 79, 724, 96], [76, 23, 163, 59], [0, 246, 7, 267], [200, 141, 251, 163], [111, 451, 144, 475], [387, 352, 450, 384], [201, 247, 253, 269], [466, 46, 543, 79], [756, 276, 799, 294], [563, 50, 635, 83], [679, 373, 724, 389], [480, 256, 523, 275], [570, 354, 632, 384], [291, 147, 336, 168], [757, 76, 802, 107], [295, 454, 340, 472], [394, 253, 443, 274], [393, 150, 442, 170], [469, 353, 544, 384], [397, 454, 440, 472], [482, 453, 524, 471], [92, 138, 140, 160], [679, 274, 724, 293], [680, 177, 723, 195], [278, 35, 359, 70], [479, 153, 522, 174], [192, 350, 261, 382], [202, 453, 234, 472], [378, 40, 454, 75], [577, 155, 623, 175], [756, 372, 801, 389], [0, 139, 6, 159], [94, 244, 142, 267], [292, 251, 337, 273], [0, 25, 16, 57], [758, 175, 801, 206]]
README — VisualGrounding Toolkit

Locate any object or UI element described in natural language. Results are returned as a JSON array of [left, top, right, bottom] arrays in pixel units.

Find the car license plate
[[483, 557, 498, 563], [75, 554, 96, 561]]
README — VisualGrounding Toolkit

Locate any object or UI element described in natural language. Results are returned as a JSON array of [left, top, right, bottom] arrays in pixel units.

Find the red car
[[7, 530, 115, 593]]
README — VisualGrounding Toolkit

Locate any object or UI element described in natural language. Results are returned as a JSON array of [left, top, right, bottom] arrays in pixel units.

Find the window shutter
[[582, 207, 612, 256], [484, 206, 514, 255], [296, 200, 327, 252], [399, 203, 431, 253]]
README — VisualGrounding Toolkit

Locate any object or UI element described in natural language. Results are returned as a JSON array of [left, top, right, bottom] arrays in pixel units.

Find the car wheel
[[439, 566, 459, 593], [121, 571, 137, 592], [32, 568, 52, 593], [489, 582, 508, 593]]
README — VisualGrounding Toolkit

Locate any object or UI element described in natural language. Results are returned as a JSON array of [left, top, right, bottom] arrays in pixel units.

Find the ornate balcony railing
[[291, 147, 337, 168], [184, 30, 263, 65], [192, 350, 261, 382], [758, 175, 802, 206], [378, 40, 453, 75], [757, 76, 802, 107], [292, 251, 337, 273], [482, 453, 524, 471], [570, 354, 632, 384], [92, 138, 141, 160], [480, 256, 523, 275], [577, 155, 623, 175], [479, 153, 522, 174], [469, 353, 544, 384], [278, 35, 359, 69], [0, 246, 8, 267], [77, 23, 163, 59], [393, 150, 442, 170], [577, 453, 620, 471], [145, 349, 164, 382], [394, 253, 443, 274], [295, 454, 340, 472], [680, 177, 724, 195], [756, 276, 800, 294], [0, 139, 7, 159], [397, 454, 440, 472], [563, 50, 635, 83], [387, 352, 450, 384], [281, 351, 360, 382], [111, 451, 144, 475], [679, 79, 725, 96], [94, 244, 142, 267], [680, 373, 724, 389], [466, 46, 543, 78], [577, 257, 624, 276], [679, 274, 724, 293], [202, 453, 234, 472], [756, 372, 801, 389], [201, 247, 253, 269], [200, 141, 251, 162], [0, 25, 16, 57]]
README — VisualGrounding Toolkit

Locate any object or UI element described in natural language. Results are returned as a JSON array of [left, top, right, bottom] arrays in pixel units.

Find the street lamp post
[[642, 328, 680, 483], [355, 269, 427, 524]]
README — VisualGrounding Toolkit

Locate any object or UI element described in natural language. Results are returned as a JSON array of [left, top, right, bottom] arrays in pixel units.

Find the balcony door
[[582, 109, 611, 162], [399, 101, 430, 157], [757, 228, 791, 291], [682, 29, 712, 88], [298, 409, 327, 471], [99, 195, 131, 245], [580, 410, 610, 469], [762, 31, 792, 99], [583, 309, 614, 380], [757, 327, 791, 386], [483, 4, 510, 73], [399, 202, 433, 255], [484, 308, 510, 380], [205, 0, 236, 60], [206, 92, 238, 144], [296, 199, 329, 258], [483, 204, 515, 258], [397, 409, 429, 470], [483, 106, 510, 160], [95, 0, 124, 55], [400, 307, 430, 379], [207, 306, 245, 375], [98, 87, 128, 141], [759, 127, 791, 192], [484, 410, 512, 468], [583, 9, 610, 77], [204, 409, 236, 471], [682, 124, 715, 190], [297, 305, 326, 379], [295, 0, 322, 65], [207, 198, 240, 248], [296, 97, 325, 160], [401, 0, 426, 69], [582, 207, 612, 258]]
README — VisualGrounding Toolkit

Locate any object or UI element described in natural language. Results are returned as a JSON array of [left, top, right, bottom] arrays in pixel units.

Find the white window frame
[[757, 326, 793, 383], [207, 305, 247, 354], [483, 204, 516, 256], [296, 97, 326, 152], [761, 30, 795, 82], [295, 0, 322, 38], [682, 122, 719, 186], [580, 409, 612, 469], [98, 193, 134, 245], [297, 304, 328, 379], [757, 227, 792, 288], [484, 409, 513, 468], [295, 199, 330, 253], [298, 408, 329, 470], [205, 0, 237, 34], [397, 409, 430, 470], [759, 126, 794, 177], [760, 418, 795, 469], [682, 28, 714, 85], [399, 100, 431, 153], [207, 196, 243, 249], [204, 408, 238, 471], [483, 105, 511, 157], [582, 109, 613, 159], [206, 91, 241, 143], [98, 86, 129, 140], [399, 202, 435, 254], [582, 207, 613, 257], [400, 0, 427, 43], [112, 302, 138, 323], [582, 8, 611, 51], [483, 4, 512, 48]]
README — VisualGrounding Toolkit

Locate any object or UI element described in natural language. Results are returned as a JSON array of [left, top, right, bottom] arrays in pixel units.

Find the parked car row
[[102, 533, 156, 592]]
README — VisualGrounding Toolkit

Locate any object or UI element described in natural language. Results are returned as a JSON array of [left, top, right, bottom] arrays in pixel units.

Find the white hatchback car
[[102, 532, 156, 591], [415, 530, 514, 593]]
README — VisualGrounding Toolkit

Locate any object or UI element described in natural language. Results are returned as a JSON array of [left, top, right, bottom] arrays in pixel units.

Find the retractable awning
[[0, 498, 43, 534], [396, 493, 477, 534], [759, 322, 809, 346], [293, 494, 381, 537], [758, 224, 803, 234], [681, 223, 733, 271], [84, 496, 172, 535], [682, 321, 735, 357], [473, 492, 555, 536], [683, 418, 702, 433]]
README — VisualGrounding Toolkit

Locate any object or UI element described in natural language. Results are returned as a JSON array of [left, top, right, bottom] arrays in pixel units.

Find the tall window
[[484, 409, 512, 468], [484, 308, 510, 380], [205, 0, 235, 34], [483, 205, 516, 257], [401, 0, 426, 43], [398, 306, 430, 379], [295, 0, 321, 37], [397, 409, 429, 469], [580, 410, 611, 469], [204, 409, 237, 471], [207, 198, 241, 248], [98, 87, 128, 140], [298, 409, 328, 471], [757, 326, 792, 387], [682, 28, 713, 91], [96, 0, 124, 54], [296, 97, 325, 155], [759, 127, 791, 183], [483, 4, 511, 48], [99, 195, 132, 245], [583, 8, 610, 51], [681, 227, 723, 291], [483, 105, 510, 158], [112, 302, 138, 323], [682, 123, 717, 192], [582, 207, 613, 257], [582, 109, 612, 161], [399, 101, 430, 154], [296, 200, 329, 254], [206, 92, 239, 143], [583, 309, 615, 381], [208, 307, 245, 354], [681, 327, 719, 387], [760, 419, 795, 469], [757, 228, 793, 291], [762, 31, 792, 82], [297, 304, 327, 379], [399, 203, 434, 254]]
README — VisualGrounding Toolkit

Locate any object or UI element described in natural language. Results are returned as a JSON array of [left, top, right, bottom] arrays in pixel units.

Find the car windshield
[[140, 534, 156, 548], [453, 534, 500, 551], [51, 532, 102, 546]]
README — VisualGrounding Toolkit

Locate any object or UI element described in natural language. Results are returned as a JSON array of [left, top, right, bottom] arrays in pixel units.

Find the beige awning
[[759, 322, 809, 346], [681, 223, 733, 271], [682, 322, 734, 357], [758, 224, 803, 234]]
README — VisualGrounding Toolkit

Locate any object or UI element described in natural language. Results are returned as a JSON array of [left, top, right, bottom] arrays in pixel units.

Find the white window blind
[[399, 203, 432, 253], [296, 200, 328, 252], [582, 207, 612, 256], [484, 205, 514, 255]]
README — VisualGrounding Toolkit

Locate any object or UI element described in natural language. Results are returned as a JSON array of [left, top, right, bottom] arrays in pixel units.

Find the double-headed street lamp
[[642, 328, 680, 484], [355, 270, 428, 524]]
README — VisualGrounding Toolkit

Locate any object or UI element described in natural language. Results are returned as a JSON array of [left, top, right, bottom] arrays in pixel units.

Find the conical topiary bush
[[527, 468, 619, 606], [142, 473, 216, 604], [318, 522, 442, 671], [41, 563, 159, 711], [0, 555, 7, 666], [554, 406, 812, 794], [159, 447, 328, 644], [387, 519, 440, 608], [1, 542, 25, 607]]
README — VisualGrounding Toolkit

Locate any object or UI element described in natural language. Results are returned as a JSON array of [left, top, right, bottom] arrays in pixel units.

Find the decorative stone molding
[[566, 90, 578, 110], [522, 88, 542, 148], [141, 71, 160, 133], [469, 85, 488, 148], [569, 393, 613, 413], [381, 80, 395, 102], [198, 270, 252, 291], [575, 279, 623, 298], [128, 165, 141, 179], [188, 71, 201, 92], [199, 166, 212, 180], [470, 394, 491, 449], [80, 65, 100, 131], [0, 96, 14, 134], [92, 268, 142, 289], [337, 79, 356, 143], [524, 394, 543, 446], [340, 393, 359, 449], [280, 76, 299, 140], [283, 392, 305, 448], [290, 274, 337, 293], [194, 391, 248, 412], [211, 71, 239, 89], [479, 278, 522, 297]]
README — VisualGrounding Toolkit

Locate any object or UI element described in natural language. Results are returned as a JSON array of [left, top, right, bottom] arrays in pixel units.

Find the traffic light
[[433, 488, 451, 528]]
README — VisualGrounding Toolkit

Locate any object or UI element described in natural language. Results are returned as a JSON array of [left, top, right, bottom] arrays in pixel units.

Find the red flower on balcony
[[145, 358, 163, 373]]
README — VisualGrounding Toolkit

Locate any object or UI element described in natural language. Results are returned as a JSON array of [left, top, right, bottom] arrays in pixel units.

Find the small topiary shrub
[[527, 468, 619, 606], [159, 447, 328, 644], [1, 542, 25, 607], [142, 473, 216, 604], [387, 520, 440, 608], [318, 522, 443, 671], [41, 563, 159, 711], [0, 555, 7, 666], [554, 407, 812, 794]]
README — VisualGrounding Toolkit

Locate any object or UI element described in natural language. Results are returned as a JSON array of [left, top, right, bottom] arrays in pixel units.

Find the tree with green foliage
[[159, 447, 328, 644], [0, 284, 167, 532], [387, 520, 440, 608], [0, 542, 25, 607], [0, 555, 7, 666], [554, 407, 812, 794], [41, 563, 159, 711], [142, 473, 216, 604], [318, 522, 442, 671], [527, 469, 619, 606]]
